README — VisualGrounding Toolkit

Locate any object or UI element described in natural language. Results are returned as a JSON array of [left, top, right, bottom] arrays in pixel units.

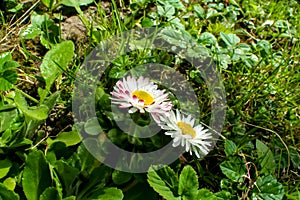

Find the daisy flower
[[110, 76, 172, 122], [160, 109, 213, 158]]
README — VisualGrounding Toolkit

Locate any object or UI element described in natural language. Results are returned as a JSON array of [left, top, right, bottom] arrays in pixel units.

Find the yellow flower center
[[132, 90, 154, 105], [177, 122, 196, 138]]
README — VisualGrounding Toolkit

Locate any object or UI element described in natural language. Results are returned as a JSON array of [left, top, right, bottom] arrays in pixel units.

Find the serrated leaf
[[40, 41, 74, 90], [220, 32, 240, 47], [0, 159, 12, 179], [224, 140, 237, 156], [256, 139, 276, 175], [22, 151, 52, 200], [220, 157, 246, 182], [178, 165, 198, 199], [147, 166, 181, 200], [251, 175, 284, 200], [40, 187, 61, 200], [0, 183, 19, 200], [88, 187, 123, 200]]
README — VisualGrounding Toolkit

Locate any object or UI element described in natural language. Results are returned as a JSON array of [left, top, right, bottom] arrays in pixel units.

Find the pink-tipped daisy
[[110, 76, 172, 122], [160, 109, 213, 158]]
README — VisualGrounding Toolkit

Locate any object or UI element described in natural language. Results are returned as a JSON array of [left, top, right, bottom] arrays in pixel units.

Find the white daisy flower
[[110, 76, 172, 122], [160, 109, 213, 158]]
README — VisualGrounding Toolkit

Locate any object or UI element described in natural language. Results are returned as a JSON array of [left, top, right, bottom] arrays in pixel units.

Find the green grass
[[0, 0, 299, 199]]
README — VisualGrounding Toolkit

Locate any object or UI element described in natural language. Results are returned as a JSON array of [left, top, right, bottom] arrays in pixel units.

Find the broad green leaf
[[112, 170, 132, 185], [147, 166, 181, 200], [0, 183, 19, 200], [3, 177, 16, 191], [0, 52, 12, 67], [224, 140, 237, 156], [220, 157, 246, 182], [40, 41, 74, 90], [54, 160, 80, 192], [41, 0, 51, 8], [178, 165, 198, 199], [0, 70, 18, 91], [0, 159, 12, 179], [220, 32, 240, 47], [251, 175, 284, 200], [22, 151, 52, 200], [14, 91, 49, 120], [60, 0, 93, 7], [20, 24, 42, 39], [84, 117, 102, 135], [256, 139, 276, 175], [197, 189, 219, 200], [3, 60, 20, 70], [78, 166, 112, 199], [88, 187, 123, 200], [193, 5, 205, 19], [77, 144, 101, 174], [40, 187, 61, 200], [46, 130, 81, 147]]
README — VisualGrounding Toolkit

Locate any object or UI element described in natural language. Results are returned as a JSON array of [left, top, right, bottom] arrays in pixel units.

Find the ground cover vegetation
[[0, 0, 299, 199]]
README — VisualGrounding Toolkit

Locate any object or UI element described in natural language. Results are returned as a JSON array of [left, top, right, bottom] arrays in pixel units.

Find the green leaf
[[60, 0, 93, 7], [22, 151, 52, 200], [256, 139, 276, 175], [251, 175, 284, 200], [40, 187, 61, 200], [178, 165, 198, 199], [197, 189, 219, 200], [54, 160, 80, 192], [220, 32, 240, 47], [109, 66, 127, 79], [0, 183, 19, 200], [147, 166, 181, 200], [220, 157, 246, 182], [193, 5, 205, 19], [40, 41, 74, 90], [63, 197, 76, 200], [84, 117, 102, 135], [0, 70, 18, 91], [3, 177, 16, 191], [46, 130, 81, 147], [88, 187, 123, 200], [224, 140, 237, 156], [14, 91, 49, 120], [0, 52, 12, 68], [112, 170, 132, 185], [20, 24, 42, 39], [0, 159, 12, 179]]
